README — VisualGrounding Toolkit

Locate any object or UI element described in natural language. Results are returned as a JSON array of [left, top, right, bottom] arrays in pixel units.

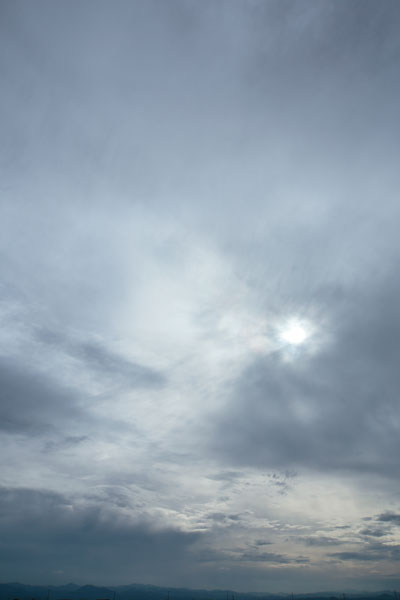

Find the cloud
[[377, 513, 400, 525], [36, 329, 166, 388], [360, 528, 388, 538], [0, 358, 84, 436], [43, 436, 89, 453], [0, 486, 201, 585], [329, 541, 400, 563], [302, 537, 344, 547], [238, 551, 309, 565], [329, 552, 385, 562]]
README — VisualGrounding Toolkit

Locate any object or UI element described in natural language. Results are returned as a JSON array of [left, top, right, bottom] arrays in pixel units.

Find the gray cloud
[[359, 528, 388, 538], [0, 358, 83, 436], [0, 486, 201, 585], [377, 513, 400, 525], [206, 512, 243, 524], [329, 541, 400, 563], [237, 551, 309, 565], [43, 436, 89, 453], [329, 552, 385, 562], [37, 329, 166, 388], [303, 537, 344, 547], [75, 342, 165, 387], [254, 540, 273, 547]]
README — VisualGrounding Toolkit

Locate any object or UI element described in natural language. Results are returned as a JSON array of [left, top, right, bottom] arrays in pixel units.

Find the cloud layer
[[1, 0, 400, 592]]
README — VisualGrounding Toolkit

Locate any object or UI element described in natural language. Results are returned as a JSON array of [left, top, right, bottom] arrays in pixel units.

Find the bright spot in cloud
[[280, 321, 309, 345]]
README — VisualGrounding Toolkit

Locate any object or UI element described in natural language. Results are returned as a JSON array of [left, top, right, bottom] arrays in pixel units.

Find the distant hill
[[0, 583, 398, 600]]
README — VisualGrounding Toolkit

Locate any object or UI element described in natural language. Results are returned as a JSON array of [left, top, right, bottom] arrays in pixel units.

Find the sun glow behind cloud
[[280, 320, 310, 346]]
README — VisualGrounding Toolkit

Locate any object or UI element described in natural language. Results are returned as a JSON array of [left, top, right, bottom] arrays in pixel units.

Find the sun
[[280, 320, 309, 345]]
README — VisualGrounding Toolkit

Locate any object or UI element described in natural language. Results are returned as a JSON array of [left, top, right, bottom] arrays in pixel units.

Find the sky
[[1, 0, 400, 593]]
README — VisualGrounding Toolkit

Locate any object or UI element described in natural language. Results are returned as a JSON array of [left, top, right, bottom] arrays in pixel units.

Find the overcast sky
[[1, 0, 400, 593]]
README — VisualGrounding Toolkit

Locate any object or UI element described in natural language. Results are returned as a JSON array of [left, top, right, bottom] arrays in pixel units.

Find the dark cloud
[[36, 329, 166, 388], [254, 540, 273, 547], [43, 435, 89, 453], [75, 342, 166, 387], [206, 512, 243, 524], [329, 541, 400, 563], [238, 551, 309, 565], [0, 486, 201, 585], [377, 513, 400, 525], [302, 537, 344, 547], [0, 358, 83, 436], [360, 528, 388, 538], [329, 552, 384, 562]]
